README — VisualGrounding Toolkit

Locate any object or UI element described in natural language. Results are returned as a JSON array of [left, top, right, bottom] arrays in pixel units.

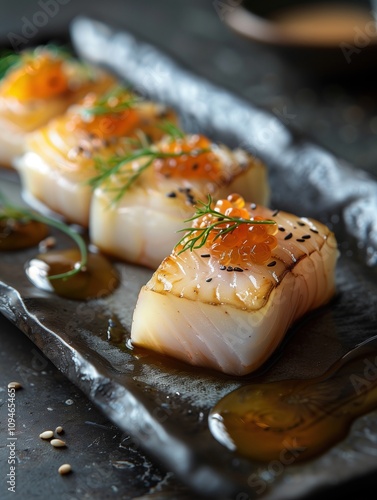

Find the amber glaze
[[26, 248, 119, 300], [209, 339, 377, 462], [0, 218, 48, 251]]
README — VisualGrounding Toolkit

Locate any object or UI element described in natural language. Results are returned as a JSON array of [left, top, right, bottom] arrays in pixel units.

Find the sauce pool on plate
[[209, 338, 377, 462]]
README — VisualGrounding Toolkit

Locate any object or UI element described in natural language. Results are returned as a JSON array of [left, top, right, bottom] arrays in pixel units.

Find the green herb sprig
[[158, 120, 185, 139], [90, 145, 210, 204], [0, 192, 87, 281], [0, 52, 21, 80], [0, 44, 73, 82], [80, 85, 142, 118], [176, 195, 276, 254]]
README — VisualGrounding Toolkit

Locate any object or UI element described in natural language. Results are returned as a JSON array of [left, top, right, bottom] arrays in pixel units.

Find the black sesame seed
[[302, 235, 311, 239], [272, 209, 280, 216], [205, 278, 212, 282], [234, 267, 244, 272], [278, 226, 286, 232], [296, 238, 305, 242], [297, 221, 306, 226], [166, 192, 177, 198], [284, 233, 293, 240], [310, 228, 319, 234], [267, 261, 276, 267], [227, 266, 234, 272], [201, 254, 210, 258], [220, 265, 226, 270]]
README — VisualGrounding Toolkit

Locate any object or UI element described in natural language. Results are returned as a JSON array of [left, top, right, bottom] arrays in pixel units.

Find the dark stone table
[[1, 1, 377, 498]]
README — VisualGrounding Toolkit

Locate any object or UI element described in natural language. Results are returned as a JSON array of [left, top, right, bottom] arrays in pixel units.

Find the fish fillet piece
[[17, 87, 176, 226], [131, 198, 338, 375], [90, 134, 269, 268], [0, 45, 115, 168]]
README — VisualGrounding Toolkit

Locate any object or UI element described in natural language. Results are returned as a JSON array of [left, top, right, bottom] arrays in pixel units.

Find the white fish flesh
[[131, 197, 338, 375], [90, 135, 270, 269]]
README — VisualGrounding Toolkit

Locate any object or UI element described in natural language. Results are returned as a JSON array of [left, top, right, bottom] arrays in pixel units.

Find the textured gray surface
[[1, 16, 377, 498], [2, 2, 377, 498]]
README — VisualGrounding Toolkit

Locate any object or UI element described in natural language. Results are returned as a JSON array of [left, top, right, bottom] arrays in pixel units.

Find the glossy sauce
[[106, 317, 127, 347], [209, 339, 377, 462], [0, 218, 48, 251], [25, 248, 119, 300]]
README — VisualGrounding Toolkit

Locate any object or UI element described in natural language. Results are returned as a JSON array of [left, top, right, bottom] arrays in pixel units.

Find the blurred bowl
[[223, 0, 377, 76]]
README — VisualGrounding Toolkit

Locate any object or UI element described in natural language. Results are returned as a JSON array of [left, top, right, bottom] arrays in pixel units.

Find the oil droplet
[[107, 318, 126, 346], [0, 218, 48, 251], [209, 337, 377, 463], [25, 248, 119, 300]]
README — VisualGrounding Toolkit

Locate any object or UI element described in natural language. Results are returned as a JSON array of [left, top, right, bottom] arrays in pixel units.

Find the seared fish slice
[[0, 45, 114, 168], [17, 86, 176, 226], [131, 194, 338, 375], [90, 135, 269, 269]]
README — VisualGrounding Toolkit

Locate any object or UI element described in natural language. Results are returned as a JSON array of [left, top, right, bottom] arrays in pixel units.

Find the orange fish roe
[[196, 194, 278, 267], [154, 134, 220, 180], [2, 52, 69, 101], [66, 92, 140, 138]]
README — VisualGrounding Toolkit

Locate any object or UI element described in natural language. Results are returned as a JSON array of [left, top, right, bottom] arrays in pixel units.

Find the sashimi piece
[[0, 45, 115, 168], [90, 134, 269, 268], [131, 194, 338, 375], [17, 86, 177, 226]]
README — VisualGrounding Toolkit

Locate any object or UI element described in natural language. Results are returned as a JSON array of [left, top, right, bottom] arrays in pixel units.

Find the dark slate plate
[[2, 17, 377, 500]]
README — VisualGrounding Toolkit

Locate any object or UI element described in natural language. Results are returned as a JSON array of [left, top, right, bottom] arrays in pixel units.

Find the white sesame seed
[[58, 464, 72, 475], [8, 381, 22, 390], [51, 439, 66, 448], [39, 430, 54, 440]]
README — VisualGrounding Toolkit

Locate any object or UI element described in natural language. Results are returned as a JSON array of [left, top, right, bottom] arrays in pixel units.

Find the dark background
[[1, 1, 377, 499], [2, 0, 377, 180]]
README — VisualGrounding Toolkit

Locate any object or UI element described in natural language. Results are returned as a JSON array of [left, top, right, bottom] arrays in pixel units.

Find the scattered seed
[[205, 277, 212, 282], [271, 209, 280, 216], [51, 439, 66, 448], [284, 233, 293, 240], [296, 238, 305, 243], [233, 267, 244, 272], [278, 226, 286, 232], [58, 464, 72, 475], [310, 228, 319, 234], [8, 381, 22, 390], [302, 235, 311, 239], [55, 426, 64, 435], [39, 430, 54, 440], [297, 221, 306, 226], [219, 265, 226, 270], [267, 261, 277, 267]]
